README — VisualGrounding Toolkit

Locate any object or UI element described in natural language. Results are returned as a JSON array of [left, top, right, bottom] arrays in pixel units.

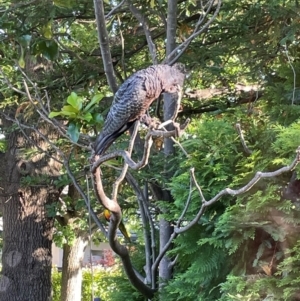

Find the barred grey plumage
[[93, 64, 185, 155]]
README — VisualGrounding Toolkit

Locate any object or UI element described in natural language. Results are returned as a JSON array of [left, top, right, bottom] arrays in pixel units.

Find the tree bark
[[0, 128, 61, 301], [60, 235, 89, 301], [158, 0, 179, 289], [93, 0, 119, 93]]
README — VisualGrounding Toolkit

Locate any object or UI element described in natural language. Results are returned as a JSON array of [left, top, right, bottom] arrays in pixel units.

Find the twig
[[235, 123, 252, 155], [126, 173, 156, 287], [91, 119, 190, 172], [105, 0, 126, 19], [175, 172, 194, 227], [0, 66, 27, 96], [178, 146, 300, 234], [127, 0, 158, 64], [19, 75, 90, 149], [190, 167, 206, 203], [164, 0, 222, 65], [112, 121, 140, 200], [64, 155, 107, 236]]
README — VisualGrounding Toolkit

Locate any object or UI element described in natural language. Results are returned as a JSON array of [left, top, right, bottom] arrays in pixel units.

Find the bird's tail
[[93, 133, 114, 155], [93, 121, 136, 155]]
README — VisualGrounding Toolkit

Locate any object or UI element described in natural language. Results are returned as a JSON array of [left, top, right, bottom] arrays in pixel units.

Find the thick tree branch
[[126, 172, 157, 288], [91, 119, 189, 297], [93, 0, 118, 93], [165, 0, 178, 63]]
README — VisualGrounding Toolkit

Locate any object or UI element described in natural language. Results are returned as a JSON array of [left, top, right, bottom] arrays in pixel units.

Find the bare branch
[[92, 159, 155, 298], [105, 0, 126, 19], [91, 119, 190, 172], [178, 147, 300, 234], [126, 173, 156, 287], [174, 174, 194, 230], [235, 123, 252, 155], [127, 0, 158, 64], [112, 121, 139, 200], [164, 0, 222, 65], [91, 118, 189, 297], [151, 147, 300, 271]]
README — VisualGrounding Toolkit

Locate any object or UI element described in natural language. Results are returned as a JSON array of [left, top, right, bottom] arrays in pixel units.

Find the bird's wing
[[93, 78, 146, 154]]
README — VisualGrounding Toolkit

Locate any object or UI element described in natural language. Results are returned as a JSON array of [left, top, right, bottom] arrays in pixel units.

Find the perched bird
[[103, 209, 131, 242], [93, 64, 186, 155]]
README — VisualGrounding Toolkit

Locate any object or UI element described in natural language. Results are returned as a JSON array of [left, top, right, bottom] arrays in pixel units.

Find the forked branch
[[91, 119, 189, 298]]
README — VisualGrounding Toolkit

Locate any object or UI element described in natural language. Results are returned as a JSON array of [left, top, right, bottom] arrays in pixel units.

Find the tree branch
[[127, 0, 158, 64], [91, 119, 189, 297], [151, 147, 300, 271], [93, 0, 119, 93], [235, 123, 252, 155], [165, 0, 178, 63], [164, 0, 222, 65], [126, 173, 155, 287]]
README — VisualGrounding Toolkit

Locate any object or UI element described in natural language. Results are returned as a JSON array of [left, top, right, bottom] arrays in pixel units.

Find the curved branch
[[92, 157, 155, 298], [91, 119, 190, 172], [152, 147, 300, 271], [91, 119, 189, 297]]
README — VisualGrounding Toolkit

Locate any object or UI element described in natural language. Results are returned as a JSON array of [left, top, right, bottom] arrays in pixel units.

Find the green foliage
[[272, 121, 300, 164], [49, 92, 104, 142], [51, 266, 144, 301], [2, 0, 300, 300], [162, 225, 230, 301], [276, 239, 300, 300], [51, 267, 62, 301]]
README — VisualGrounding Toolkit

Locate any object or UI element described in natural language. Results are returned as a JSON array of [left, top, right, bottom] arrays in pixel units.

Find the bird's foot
[[140, 114, 161, 129]]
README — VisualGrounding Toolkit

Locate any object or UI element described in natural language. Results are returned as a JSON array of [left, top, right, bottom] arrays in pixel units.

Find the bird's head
[[162, 64, 186, 94]]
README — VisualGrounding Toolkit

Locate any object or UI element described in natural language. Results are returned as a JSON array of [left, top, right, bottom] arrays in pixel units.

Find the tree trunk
[[158, 0, 179, 288], [0, 130, 61, 301], [60, 235, 89, 301]]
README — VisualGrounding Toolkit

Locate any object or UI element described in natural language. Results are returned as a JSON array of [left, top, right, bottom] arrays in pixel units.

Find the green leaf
[[82, 112, 93, 122], [48, 111, 62, 118], [18, 45, 26, 68], [67, 92, 83, 110], [150, 0, 155, 8], [83, 93, 104, 112], [62, 105, 79, 113], [31, 39, 59, 61], [93, 113, 104, 124], [42, 21, 52, 39], [67, 122, 80, 143]]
